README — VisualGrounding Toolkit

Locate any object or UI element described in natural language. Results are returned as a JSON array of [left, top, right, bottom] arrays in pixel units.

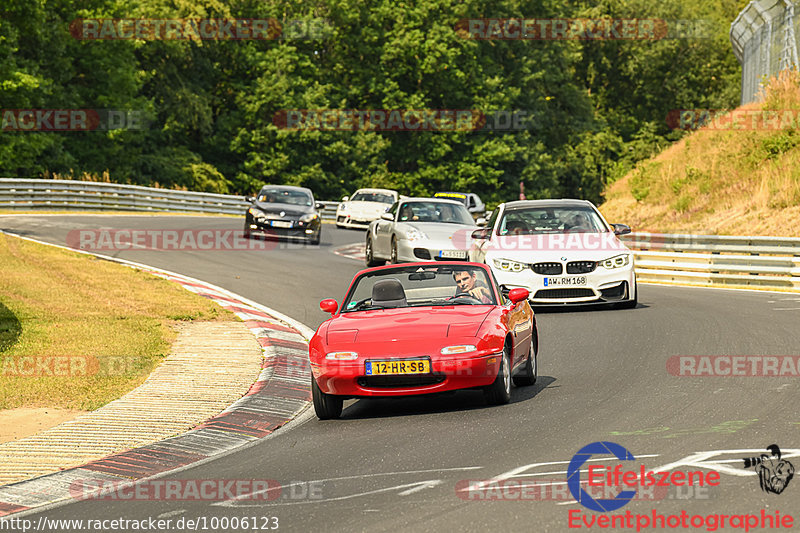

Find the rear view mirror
[[408, 271, 436, 281], [341, 196, 350, 202], [611, 223, 631, 236], [315, 202, 324, 210], [471, 228, 491, 240], [476, 217, 487, 227], [320, 299, 338, 315], [245, 196, 256, 203], [508, 288, 530, 304], [380, 212, 394, 221]]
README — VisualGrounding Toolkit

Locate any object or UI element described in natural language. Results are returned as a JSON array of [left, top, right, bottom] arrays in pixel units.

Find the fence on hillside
[[731, 0, 800, 103]]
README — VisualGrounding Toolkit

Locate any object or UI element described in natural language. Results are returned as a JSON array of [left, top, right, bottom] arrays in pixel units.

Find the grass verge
[[0, 233, 233, 410], [601, 71, 800, 236]]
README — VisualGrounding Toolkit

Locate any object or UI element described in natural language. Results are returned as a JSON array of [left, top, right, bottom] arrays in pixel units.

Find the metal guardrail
[[2, 179, 798, 291], [622, 233, 800, 291], [0, 179, 342, 220]]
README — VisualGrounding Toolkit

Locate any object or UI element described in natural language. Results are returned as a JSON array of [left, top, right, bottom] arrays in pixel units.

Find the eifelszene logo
[[566, 441, 720, 512], [742, 444, 794, 495]]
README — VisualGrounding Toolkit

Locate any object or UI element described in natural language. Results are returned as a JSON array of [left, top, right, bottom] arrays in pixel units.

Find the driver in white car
[[453, 269, 492, 303]]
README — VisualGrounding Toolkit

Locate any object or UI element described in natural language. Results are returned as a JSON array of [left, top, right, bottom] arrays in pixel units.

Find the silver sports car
[[365, 198, 477, 266]]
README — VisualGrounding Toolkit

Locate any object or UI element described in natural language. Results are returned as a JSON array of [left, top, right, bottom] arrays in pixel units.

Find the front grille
[[534, 288, 595, 299], [358, 375, 445, 388], [567, 261, 597, 274], [414, 248, 431, 259], [532, 262, 563, 275]]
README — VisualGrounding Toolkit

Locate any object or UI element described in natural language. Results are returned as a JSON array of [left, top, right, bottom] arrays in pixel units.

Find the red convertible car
[[309, 262, 538, 419]]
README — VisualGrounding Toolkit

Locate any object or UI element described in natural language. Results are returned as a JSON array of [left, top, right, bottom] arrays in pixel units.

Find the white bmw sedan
[[336, 188, 398, 229], [365, 198, 478, 265], [469, 199, 637, 308]]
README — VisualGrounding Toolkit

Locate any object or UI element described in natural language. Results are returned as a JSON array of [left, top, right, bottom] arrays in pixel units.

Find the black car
[[244, 185, 322, 244]]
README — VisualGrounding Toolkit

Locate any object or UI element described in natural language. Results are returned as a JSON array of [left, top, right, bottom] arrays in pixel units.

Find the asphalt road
[[2, 214, 799, 533]]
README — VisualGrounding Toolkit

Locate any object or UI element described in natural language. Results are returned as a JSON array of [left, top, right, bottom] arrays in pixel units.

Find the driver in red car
[[453, 269, 492, 303]]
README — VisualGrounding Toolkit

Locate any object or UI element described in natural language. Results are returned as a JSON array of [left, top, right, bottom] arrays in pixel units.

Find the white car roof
[[351, 188, 397, 195]]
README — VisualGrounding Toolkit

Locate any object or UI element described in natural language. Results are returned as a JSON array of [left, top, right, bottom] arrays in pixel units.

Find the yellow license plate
[[366, 359, 431, 376]]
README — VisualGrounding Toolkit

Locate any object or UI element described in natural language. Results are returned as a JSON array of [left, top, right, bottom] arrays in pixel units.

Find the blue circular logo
[[567, 441, 637, 512]]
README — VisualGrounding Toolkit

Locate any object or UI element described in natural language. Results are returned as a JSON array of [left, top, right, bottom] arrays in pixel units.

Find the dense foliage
[[0, 0, 747, 203]]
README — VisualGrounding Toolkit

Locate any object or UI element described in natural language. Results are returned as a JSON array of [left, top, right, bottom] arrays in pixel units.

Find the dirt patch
[[0, 408, 88, 444]]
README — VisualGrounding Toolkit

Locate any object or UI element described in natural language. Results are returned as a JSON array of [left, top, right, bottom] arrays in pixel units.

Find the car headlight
[[441, 345, 477, 355], [248, 207, 262, 216], [405, 228, 427, 242], [600, 253, 631, 269], [325, 351, 358, 361], [492, 258, 527, 273], [300, 213, 319, 223]]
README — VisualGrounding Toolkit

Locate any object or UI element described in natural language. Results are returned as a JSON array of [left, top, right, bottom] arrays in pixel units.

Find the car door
[[493, 272, 533, 368], [373, 201, 398, 256]]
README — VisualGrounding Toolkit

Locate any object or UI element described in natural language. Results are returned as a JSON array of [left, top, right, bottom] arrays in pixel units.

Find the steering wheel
[[447, 292, 481, 303]]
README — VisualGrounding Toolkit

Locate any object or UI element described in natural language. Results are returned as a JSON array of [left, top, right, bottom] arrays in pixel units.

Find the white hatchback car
[[469, 199, 637, 308], [336, 188, 399, 229]]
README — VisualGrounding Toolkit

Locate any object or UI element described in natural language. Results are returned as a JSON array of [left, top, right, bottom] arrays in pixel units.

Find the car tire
[[243, 222, 252, 239], [512, 341, 537, 387], [484, 345, 512, 405], [616, 280, 638, 309], [310, 229, 321, 245], [311, 376, 343, 420], [390, 237, 398, 264], [365, 235, 383, 267]]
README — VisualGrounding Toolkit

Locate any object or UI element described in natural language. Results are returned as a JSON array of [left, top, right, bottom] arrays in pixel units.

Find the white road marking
[[459, 455, 659, 492], [157, 510, 186, 518], [213, 466, 481, 507], [773, 307, 800, 311], [222, 480, 444, 507], [398, 480, 443, 495]]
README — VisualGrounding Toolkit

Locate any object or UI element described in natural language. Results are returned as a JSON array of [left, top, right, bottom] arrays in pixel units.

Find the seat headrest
[[371, 279, 407, 308]]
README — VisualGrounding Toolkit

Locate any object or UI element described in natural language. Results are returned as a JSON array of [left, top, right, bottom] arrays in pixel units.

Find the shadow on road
[[337, 376, 556, 420]]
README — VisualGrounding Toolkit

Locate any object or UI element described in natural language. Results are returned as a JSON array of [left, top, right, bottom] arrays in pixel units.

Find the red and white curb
[[0, 232, 314, 518], [332, 242, 366, 263]]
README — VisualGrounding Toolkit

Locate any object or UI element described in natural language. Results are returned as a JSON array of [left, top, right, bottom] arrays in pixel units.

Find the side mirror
[[320, 299, 338, 315], [315, 202, 324, 210], [471, 228, 491, 240], [245, 196, 256, 203], [476, 217, 487, 227], [341, 196, 350, 202], [612, 223, 631, 236], [507, 288, 530, 304], [380, 212, 394, 221]]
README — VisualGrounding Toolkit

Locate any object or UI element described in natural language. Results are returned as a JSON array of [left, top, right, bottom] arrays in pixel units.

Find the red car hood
[[326, 306, 493, 345]]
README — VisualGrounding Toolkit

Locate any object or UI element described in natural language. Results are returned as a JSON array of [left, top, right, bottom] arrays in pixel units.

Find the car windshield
[[350, 191, 395, 203], [342, 265, 496, 312], [258, 188, 313, 206], [498, 206, 608, 235], [434, 193, 468, 206], [398, 201, 474, 224]]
